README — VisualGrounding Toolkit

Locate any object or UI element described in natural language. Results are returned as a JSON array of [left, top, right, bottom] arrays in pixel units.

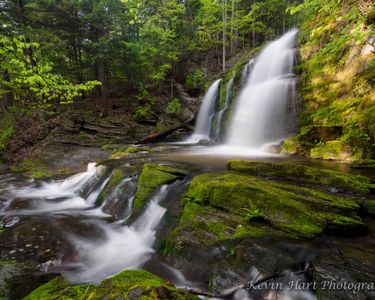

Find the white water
[[241, 59, 254, 86], [187, 79, 221, 143], [226, 29, 298, 149], [7, 163, 106, 214], [61, 185, 168, 284], [215, 77, 234, 141]]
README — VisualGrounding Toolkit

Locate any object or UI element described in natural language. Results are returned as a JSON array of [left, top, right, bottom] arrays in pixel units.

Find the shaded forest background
[[0, 0, 374, 164]]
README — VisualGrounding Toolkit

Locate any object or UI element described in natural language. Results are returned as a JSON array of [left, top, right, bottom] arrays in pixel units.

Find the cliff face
[[297, 0, 374, 159]]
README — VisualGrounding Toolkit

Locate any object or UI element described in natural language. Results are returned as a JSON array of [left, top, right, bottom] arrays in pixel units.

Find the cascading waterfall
[[187, 79, 221, 142], [241, 59, 255, 86], [226, 29, 299, 149], [61, 185, 169, 284], [215, 77, 234, 141]]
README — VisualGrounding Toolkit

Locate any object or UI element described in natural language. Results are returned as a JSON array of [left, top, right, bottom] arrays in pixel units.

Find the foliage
[[133, 104, 153, 122], [296, 0, 375, 158], [185, 69, 206, 92], [0, 35, 100, 109], [0, 114, 14, 151], [165, 98, 182, 115]]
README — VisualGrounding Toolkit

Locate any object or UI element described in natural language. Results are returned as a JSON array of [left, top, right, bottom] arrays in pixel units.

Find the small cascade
[[226, 29, 299, 149], [187, 79, 221, 143], [100, 176, 137, 220], [215, 77, 234, 141], [61, 184, 171, 284], [9, 163, 106, 214], [241, 59, 255, 86]]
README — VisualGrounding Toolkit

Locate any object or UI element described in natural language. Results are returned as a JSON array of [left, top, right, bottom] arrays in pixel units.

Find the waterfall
[[226, 29, 298, 149], [241, 59, 255, 86], [187, 79, 221, 143], [61, 185, 169, 284], [215, 77, 234, 141]]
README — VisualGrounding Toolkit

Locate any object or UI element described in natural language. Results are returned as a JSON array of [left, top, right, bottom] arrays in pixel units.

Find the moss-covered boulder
[[228, 160, 373, 195], [171, 202, 288, 247], [97, 169, 124, 205], [310, 140, 354, 160], [281, 137, 300, 155], [134, 164, 187, 212], [23, 270, 198, 300], [183, 173, 364, 238]]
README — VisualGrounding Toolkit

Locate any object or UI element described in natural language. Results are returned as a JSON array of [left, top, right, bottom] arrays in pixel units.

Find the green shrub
[[165, 98, 181, 115], [133, 104, 152, 121], [185, 69, 206, 92]]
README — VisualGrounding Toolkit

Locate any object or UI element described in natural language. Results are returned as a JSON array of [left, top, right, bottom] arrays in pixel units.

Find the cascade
[[241, 59, 255, 86], [215, 77, 234, 141], [226, 29, 299, 148], [187, 79, 221, 142]]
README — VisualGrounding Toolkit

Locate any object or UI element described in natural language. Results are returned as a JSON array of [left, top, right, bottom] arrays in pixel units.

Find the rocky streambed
[[0, 144, 374, 299]]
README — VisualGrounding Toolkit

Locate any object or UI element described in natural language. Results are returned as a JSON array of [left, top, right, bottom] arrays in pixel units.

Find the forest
[[0, 0, 374, 299]]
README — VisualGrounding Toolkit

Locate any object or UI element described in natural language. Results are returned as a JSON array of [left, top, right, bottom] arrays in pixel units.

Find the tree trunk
[[1, 71, 14, 111], [97, 59, 109, 115], [222, 0, 228, 72], [252, 19, 255, 48], [230, 0, 235, 56]]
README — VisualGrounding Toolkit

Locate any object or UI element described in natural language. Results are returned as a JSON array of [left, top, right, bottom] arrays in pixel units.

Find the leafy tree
[[0, 35, 100, 110]]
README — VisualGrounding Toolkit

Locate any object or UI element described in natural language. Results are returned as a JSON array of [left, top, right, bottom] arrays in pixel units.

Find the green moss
[[97, 169, 124, 205], [110, 146, 150, 159], [23, 270, 198, 300], [173, 201, 278, 246], [183, 173, 364, 238], [297, 0, 374, 158], [310, 140, 350, 160], [134, 163, 187, 212], [228, 160, 373, 195], [10, 158, 55, 179], [281, 137, 299, 155], [0, 260, 17, 265]]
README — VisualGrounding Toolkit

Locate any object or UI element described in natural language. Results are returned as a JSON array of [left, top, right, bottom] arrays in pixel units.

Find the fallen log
[[135, 116, 194, 144]]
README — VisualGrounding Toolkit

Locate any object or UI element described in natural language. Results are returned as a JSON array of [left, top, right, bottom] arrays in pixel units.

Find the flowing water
[[215, 77, 234, 141], [187, 79, 221, 143], [1, 30, 374, 300], [226, 29, 299, 149]]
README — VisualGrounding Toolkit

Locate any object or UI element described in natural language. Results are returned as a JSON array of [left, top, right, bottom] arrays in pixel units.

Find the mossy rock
[[183, 173, 364, 238], [281, 137, 300, 155], [228, 160, 373, 195], [23, 270, 199, 300], [310, 140, 353, 160], [110, 146, 151, 160], [171, 202, 287, 247], [97, 169, 124, 205], [134, 163, 188, 212]]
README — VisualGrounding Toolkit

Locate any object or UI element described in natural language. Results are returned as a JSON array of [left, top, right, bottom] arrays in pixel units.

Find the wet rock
[[133, 163, 188, 213], [228, 160, 373, 195], [264, 144, 282, 154], [183, 173, 364, 238]]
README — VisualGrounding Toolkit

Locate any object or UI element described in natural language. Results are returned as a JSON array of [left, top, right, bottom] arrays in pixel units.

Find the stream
[[0, 144, 374, 299]]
